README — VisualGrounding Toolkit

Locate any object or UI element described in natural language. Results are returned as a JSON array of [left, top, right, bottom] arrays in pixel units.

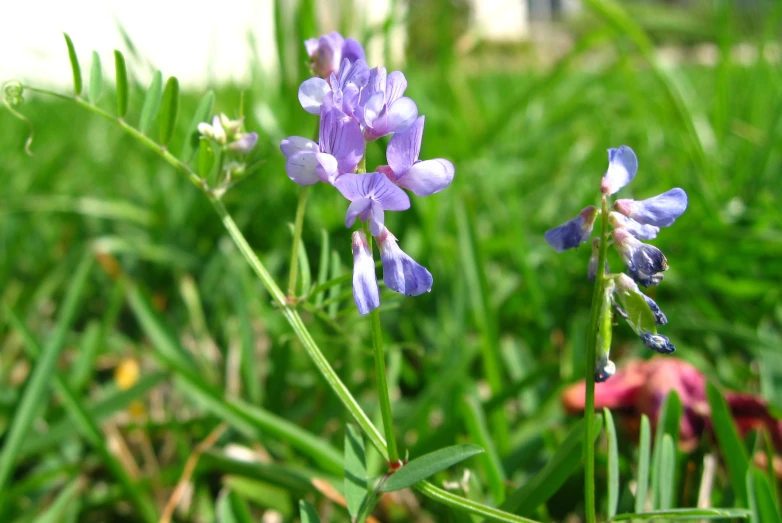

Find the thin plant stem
[[287, 186, 310, 299], [19, 85, 543, 523], [363, 223, 400, 467], [583, 195, 609, 523]]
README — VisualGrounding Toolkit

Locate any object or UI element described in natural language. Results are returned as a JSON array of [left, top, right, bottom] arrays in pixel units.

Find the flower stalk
[[583, 195, 609, 523]]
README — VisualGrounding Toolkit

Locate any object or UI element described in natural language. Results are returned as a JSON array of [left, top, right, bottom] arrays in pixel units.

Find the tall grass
[[0, 0, 780, 521]]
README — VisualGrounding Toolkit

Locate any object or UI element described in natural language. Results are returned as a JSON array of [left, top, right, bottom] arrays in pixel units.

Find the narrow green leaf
[[138, 70, 163, 134], [0, 254, 92, 497], [381, 444, 485, 492], [63, 33, 82, 95], [651, 391, 681, 508], [36, 477, 84, 523], [198, 138, 216, 182], [611, 508, 751, 520], [659, 435, 675, 510], [180, 90, 215, 160], [344, 424, 367, 519], [462, 394, 507, 503], [217, 489, 254, 523], [706, 381, 749, 505], [747, 468, 781, 523], [160, 76, 180, 146], [297, 233, 312, 294], [604, 408, 620, 519], [500, 417, 603, 515], [315, 229, 330, 307], [114, 50, 129, 118], [636, 414, 652, 513], [299, 499, 321, 523], [88, 51, 102, 103], [5, 307, 158, 522], [617, 284, 658, 336]]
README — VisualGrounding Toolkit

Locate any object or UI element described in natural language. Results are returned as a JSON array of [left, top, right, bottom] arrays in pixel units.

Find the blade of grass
[[706, 382, 749, 506], [462, 394, 506, 504], [605, 408, 620, 519], [636, 414, 652, 514], [0, 254, 92, 498], [4, 308, 158, 522]]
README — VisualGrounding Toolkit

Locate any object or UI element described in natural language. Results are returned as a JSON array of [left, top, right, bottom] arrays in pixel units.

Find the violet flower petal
[[342, 38, 366, 64], [616, 188, 688, 227], [609, 212, 660, 241], [387, 116, 424, 175], [601, 145, 638, 195], [335, 173, 411, 211], [397, 159, 455, 196], [298, 77, 330, 114], [280, 136, 318, 158], [385, 71, 408, 104], [318, 106, 365, 176], [352, 230, 380, 315], [544, 206, 599, 252], [228, 133, 258, 154], [346, 198, 372, 228], [385, 97, 418, 134], [285, 151, 323, 185], [375, 227, 433, 296]]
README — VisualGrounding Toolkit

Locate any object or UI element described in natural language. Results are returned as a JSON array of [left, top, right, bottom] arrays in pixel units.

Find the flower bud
[[228, 132, 258, 154], [351, 231, 380, 315], [641, 332, 676, 354], [612, 229, 668, 287]]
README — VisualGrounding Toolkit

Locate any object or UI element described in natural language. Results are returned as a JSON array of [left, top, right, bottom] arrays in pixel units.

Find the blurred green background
[[1, 0, 781, 521]]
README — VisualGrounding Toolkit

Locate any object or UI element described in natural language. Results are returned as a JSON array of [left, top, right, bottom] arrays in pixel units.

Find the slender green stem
[[287, 186, 310, 298], [584, 195, 609, 523], [19, 86, 545, 523], [363, 224, 400, 466]]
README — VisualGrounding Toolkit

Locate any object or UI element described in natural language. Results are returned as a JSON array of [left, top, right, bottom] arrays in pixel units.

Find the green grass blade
[[651, 391, 681, 508], [314, 229, 330, 307], [114, 50, 129, 118], [706, 381, 749, 505], [138, 70, 163, 134], [611, 508, 751, 520], [88, 51, 102, 104], [36, 477, 84, 523], [500, 416, 603, 516], [344, 424, 368, 519], [5, 308, 158, 522], [299, 499, 321, 523], [605, 408, 620, 519], [636, 414, 652, 513], [381, 444, 485, 492], [159, 76, 180, 146], [0, 254, 92, 497], [63, 33, 82, 95], [462, 394, 506, 503], [747, 468, 781, 523], [659, 435, 675, 510], [180, 90, 215, 161]]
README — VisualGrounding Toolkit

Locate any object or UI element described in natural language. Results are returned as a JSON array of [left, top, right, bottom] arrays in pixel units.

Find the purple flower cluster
[[281, 33, 455, 314], [545, 146, 688, 381]]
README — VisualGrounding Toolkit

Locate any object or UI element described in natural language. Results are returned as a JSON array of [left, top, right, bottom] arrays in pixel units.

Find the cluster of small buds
[[545, 146, 688, 382], [198, 113, 258, 155], [281, 32, 455, 314]]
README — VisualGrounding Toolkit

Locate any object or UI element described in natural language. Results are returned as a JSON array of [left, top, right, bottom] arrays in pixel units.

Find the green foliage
[[114, 50, 128, 118], [380, 444, 484, 492], [2, 1, 781, 521], [88, 51, 102, 104]]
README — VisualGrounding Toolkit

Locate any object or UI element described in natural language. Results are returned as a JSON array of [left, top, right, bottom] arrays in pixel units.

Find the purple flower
[[298, 58, 369, 116], [600, 145, 638, 195], [351, 230, 379, 315], [280, 105, 364, 185], [374, 226, 433, 296], [612, 229, 668, 287], [544, 206, 600, 252], [335, 172, 411, 235], [358, 67, 418, 141], [608, 211, 659, 240], [305, 32, 365, 79], [378, 116, 455, 196], [615, 188, 688, 228], [228, 132, 258, 154]]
